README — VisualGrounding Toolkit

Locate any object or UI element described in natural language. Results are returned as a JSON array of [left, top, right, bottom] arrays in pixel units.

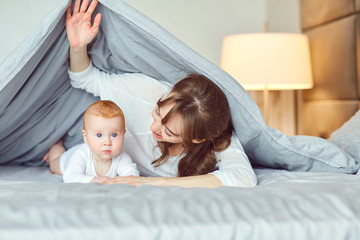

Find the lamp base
[[263, 86, 270, 124]]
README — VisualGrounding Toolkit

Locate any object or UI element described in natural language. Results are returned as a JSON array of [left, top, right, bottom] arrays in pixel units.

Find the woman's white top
[[69, 62, 257, 187], [61, 143, 140, 183]]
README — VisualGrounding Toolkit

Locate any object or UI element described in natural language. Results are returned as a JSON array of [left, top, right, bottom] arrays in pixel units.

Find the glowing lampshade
[[220, 33, 313, 91]]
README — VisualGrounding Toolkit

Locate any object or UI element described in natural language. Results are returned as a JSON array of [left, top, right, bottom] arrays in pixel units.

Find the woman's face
[[150, 102, 184, 144]]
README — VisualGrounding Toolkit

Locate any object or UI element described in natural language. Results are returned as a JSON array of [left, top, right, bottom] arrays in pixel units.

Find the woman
[[44, 0, 256, 188]]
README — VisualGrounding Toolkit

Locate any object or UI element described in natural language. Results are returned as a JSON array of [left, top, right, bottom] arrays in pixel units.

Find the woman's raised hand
[[66, 0, 102, 49]]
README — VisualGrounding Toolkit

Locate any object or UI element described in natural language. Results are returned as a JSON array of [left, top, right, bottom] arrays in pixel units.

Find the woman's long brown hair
[[152, 74, 234, 177]]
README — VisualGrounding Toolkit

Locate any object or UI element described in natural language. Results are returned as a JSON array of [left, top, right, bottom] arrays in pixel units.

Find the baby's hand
[[91, 176, 110, 183]]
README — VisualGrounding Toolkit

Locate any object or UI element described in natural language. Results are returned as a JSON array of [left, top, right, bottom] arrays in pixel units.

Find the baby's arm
[[63, 150, 94, 183], [116, 152, 140, 177]]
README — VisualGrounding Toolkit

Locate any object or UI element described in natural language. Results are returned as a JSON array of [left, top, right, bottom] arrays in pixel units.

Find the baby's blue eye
[[97, 133, 102, 137], [112, 133, 117, 137]]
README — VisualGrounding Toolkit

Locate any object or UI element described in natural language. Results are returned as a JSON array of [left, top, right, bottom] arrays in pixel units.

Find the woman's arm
[[103, 136, 257, 188], [103, 174, 223, 188], [209, 136, 257, 187], [66, 0, 101, 72]]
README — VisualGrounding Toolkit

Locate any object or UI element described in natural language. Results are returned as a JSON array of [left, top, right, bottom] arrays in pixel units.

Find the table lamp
[[220, 33, 313, 124]]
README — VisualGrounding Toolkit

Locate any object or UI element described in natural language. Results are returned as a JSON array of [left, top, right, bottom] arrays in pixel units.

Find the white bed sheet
[[0, 165, 359, 240]]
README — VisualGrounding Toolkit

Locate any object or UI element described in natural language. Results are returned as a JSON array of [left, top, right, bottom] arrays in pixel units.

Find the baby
[[44, 100, 139, 183]]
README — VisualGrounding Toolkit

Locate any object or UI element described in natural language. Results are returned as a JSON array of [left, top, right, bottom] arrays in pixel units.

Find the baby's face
[[82, 115, 125, 162]]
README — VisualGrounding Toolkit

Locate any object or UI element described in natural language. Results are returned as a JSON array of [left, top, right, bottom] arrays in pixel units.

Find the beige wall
[[0, 0, 267, 65], [267, 0, 301, 33], [0, 0, 301, 65], [0, 0, 63, 64], [123, 0, 267, 65]]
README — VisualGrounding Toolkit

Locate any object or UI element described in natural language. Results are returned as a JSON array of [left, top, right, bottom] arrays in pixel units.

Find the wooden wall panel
[[303, 16, 358, 100], [299, 2, 360, 137], [356, 0, 360, 12], [357, 16, 360, 97], [298, 100, 358, 138], [300, 0, 355, 30]]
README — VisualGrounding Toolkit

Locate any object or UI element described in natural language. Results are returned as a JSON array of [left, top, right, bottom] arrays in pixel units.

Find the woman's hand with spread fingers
[[66, 0, 102, 49], [66, 0, 101, 72]]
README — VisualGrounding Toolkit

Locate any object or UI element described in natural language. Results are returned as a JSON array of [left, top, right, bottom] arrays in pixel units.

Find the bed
[[1, 165, 359, 239], [0, 0, 359, 239]]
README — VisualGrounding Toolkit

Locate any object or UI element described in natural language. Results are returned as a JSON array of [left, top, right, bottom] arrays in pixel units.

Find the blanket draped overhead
[[0, 0, 359, 173]]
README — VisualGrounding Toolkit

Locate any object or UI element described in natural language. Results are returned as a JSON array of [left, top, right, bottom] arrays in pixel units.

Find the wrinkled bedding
[[1, 1, 360, 239], [0, 166, 359, 240]]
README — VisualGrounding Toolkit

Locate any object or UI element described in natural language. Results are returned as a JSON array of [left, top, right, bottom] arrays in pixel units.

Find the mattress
[[1, 165, 359, 240]]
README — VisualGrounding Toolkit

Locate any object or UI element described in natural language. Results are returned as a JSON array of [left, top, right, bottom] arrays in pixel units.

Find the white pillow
[[329, 110, 360, 174]]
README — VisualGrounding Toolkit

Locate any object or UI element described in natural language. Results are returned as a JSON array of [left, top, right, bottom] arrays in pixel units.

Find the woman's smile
[[152, 131, 162, 139]]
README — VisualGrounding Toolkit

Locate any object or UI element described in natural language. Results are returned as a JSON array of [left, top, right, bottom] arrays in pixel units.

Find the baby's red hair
[[83, 100, 125, 130]]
